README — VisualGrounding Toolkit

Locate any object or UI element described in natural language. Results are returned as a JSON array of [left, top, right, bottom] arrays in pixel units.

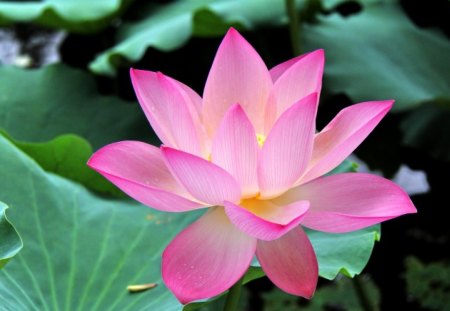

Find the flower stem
[[351, 276, 374, 311], [285, 0, 301, 55], [223, 277, 244, 311]]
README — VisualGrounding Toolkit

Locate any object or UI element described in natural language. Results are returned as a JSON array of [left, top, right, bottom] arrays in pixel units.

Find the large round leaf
[[0, 135, 201, 310], [0, 202, 22, 270], [0, 64, 150, 149], [0, 0, 132, 33], [1, 132, 122, 196], [303, 2, 450, 111]]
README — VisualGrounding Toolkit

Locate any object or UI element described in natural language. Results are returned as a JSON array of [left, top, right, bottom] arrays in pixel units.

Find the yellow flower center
[[256, 133, 266, 148]]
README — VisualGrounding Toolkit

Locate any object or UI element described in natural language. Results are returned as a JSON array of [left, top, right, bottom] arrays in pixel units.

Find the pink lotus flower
[[88, 28, 416, 304]]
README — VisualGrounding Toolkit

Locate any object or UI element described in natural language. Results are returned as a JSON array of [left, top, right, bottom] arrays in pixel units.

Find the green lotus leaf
[[304, 3, 450, 111], [0, 64, 151, 149], [0, 202, 23, 270], [0, 135, 199, 310], [1, 132, 122, 196], [0, 0, 132, 33]]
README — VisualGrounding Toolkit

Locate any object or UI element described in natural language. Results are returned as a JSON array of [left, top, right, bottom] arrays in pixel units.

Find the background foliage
[[0, 0, 448, 310]]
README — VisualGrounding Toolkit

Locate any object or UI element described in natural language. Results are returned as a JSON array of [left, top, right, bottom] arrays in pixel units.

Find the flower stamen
[[256, 134, 266, 148]]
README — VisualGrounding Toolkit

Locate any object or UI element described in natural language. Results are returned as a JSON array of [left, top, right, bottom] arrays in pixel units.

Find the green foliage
[[0, 135, 202, 310], [1, 132, 122, 196], [242, 266, 266, 284], [0, 0, 132, 33], [303, 2, 450, 112], [263, 275, 380, 311], [192, 8, 245, 37], [401, 101, 450, 161], [0, 64, 151, 149], [326, 160, 358, 175], [405, 257, 450, 311], [0, 202, 22, 269], [307, 225, 380, 280], [89, 0, 308, 76]]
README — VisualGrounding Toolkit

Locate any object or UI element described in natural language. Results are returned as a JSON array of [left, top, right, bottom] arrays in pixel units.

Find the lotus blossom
[[88, 28, 416, 304]]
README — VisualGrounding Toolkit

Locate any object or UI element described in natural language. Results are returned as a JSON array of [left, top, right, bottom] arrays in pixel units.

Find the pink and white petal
[[280, 173, 417, 233], [87, 141, 203, 212], [264, 53, 309, 133], [263, 94, 278, 136], [162, 146, 241, 205], [211, 104, 259, 197], [270, 49, 324, 123], [269, 53, 308, 82], [256, 226, 318, 298], [299, 100, 394, 185], [166, 76, 203, 117], [166, 75, 210, 155], [223, 200, 309, 241], [130, 69, 204, 156], [258, 93, 318, 199], [202, 28, 272, 136], [162, 207, 256, 304]]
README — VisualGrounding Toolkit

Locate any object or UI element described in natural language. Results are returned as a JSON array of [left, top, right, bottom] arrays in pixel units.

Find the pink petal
[[269, 53, 308, 82], [130, 69, 206, 156], [162, 207, 256, 304], [299, 100, 394, 185], [87, 141, 203, 212], [266, 50, 324, 131], [202, 28, 272, 136], [211, 104, 259, 197], [166, 75, 211, 152], [256, 226, 318, 298], [223, 200, 309, 241], [258, 93, 318, 199], [162, 146, 241, 205], [279, 173, 417, 233], [167, 76, 203, 117], [266, 52, 311, 131]]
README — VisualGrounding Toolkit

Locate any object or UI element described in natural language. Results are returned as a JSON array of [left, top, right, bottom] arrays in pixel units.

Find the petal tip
[[305, 92, 319, 103], [129, 68, 157, 87], [306, 49, 325, 65], [403, 197, 417, 215], [384, 99, 395, 109], [226, 26, 240, 37], [86, 155, 95, 168], [372, 99, 395, 111], [129, 67, 138, 80], [85, 144, 113, 170], [160, 145, 171, 153], [129, 67, 144, 77], [223, 26, 247, 46], [229, 102, 244, 114], [312, 48, 325, 57], [156, 71, 166, 79], [302, 286, 316, 300], [160, 145, 174, 160]]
